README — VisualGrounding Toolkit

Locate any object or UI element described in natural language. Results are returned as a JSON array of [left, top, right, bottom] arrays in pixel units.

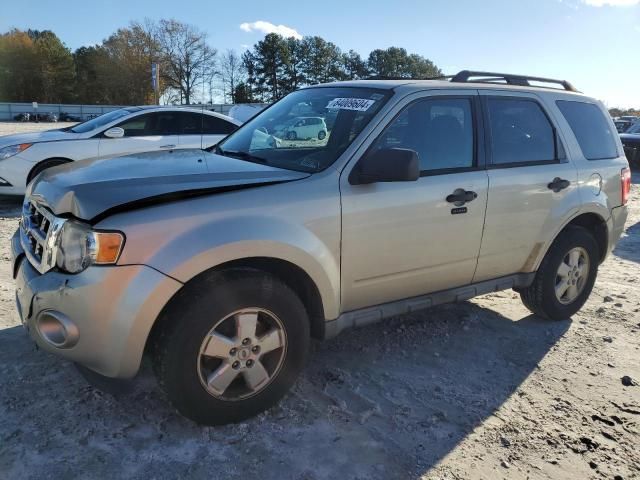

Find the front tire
[[520, 227, 599, 320], [153, 269, 310, 425]]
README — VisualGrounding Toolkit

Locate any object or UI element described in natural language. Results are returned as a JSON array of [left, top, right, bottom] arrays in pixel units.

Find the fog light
[[36, 310, 79, 348]]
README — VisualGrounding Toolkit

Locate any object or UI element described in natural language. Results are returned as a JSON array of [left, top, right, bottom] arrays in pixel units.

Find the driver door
[[98, 111, 180, 159], [340, 91, 489, 311]]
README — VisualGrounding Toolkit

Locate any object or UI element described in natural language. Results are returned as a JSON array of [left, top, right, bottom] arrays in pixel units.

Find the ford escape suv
[[12, 71, 630, 425]]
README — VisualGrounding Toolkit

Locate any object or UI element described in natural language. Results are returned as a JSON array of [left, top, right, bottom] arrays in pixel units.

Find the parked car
[[13, 113, 30, 122], [12, 71, 629, 425], [58, 112, 83, 122], [0, 106, 241, 195], [614, 119, 633, 133], [620, 134, 640, 168], [281, 116, 328, 140]]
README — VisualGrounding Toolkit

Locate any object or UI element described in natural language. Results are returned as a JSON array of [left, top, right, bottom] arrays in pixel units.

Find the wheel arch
[[533, 211, 609, 271], [26, 157, 73, 185], [146, 257, 328, 358]]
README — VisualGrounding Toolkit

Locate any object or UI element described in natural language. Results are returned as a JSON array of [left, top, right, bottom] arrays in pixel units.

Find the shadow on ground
[[0, 301, 569, 479], [0, 195, 22, 218]]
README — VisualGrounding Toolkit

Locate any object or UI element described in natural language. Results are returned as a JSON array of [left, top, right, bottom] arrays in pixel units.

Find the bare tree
[[156, 19, 217, 104], [220, 49, 245, 103]]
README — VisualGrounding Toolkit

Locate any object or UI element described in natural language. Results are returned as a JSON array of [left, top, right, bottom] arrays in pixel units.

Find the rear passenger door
[[473, 91, 579, 283], [340, 91, 489, 311]]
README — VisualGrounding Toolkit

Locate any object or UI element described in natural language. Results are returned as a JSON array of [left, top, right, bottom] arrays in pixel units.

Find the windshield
[[70, 108, 136, 134], [217, 87, 391, 173]]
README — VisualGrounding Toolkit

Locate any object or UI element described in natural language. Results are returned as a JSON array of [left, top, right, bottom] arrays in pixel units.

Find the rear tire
[[519, 227, 599, 320], [27, 158, 70, 185], [153, 268, 310, 425]]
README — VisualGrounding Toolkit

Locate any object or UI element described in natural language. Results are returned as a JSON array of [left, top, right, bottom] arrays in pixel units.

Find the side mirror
[[103, 127, 125, 139], [349, 148, 420, 185]]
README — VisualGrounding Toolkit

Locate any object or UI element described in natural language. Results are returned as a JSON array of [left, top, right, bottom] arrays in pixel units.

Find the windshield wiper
[[217, 148, 267, 164]]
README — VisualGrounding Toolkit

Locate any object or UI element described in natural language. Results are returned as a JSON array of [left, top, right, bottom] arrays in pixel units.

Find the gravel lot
[[0, 122, 638, 480]]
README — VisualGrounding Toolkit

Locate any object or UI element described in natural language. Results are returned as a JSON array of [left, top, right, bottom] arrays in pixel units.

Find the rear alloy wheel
[[554, 247, 590, 305], [519, 227, 598, 320], [154, 269, 310, 425], [287, 131, 297, 140], [317, 130, 326, 140]]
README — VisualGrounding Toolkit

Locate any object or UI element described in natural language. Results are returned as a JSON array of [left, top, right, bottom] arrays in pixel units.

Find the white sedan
[[0, 106, 241, 195]]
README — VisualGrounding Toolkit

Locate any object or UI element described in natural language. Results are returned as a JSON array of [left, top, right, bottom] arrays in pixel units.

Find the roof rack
[[450, 70, 578, 92]]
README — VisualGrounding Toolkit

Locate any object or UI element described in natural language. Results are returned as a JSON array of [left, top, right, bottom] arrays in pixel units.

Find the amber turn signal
[[94, 232, 124, 264]]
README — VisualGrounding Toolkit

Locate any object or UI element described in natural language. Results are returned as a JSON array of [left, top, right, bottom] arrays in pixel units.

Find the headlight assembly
[[55, 220, 124, 274], [0, 143, 32, 160]]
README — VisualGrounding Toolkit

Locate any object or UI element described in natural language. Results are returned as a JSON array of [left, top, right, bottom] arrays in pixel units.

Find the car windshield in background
[[70, 108, 138, 134], [217, 87, 391, 173], [627, 122, 640, 134]]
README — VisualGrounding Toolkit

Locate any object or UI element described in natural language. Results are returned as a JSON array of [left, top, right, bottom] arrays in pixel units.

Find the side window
[[146, 112, 180, 136], [487, 98, 555, 165], [556, 100, 618, 160], [202, 115, 237, 135], [116, 114, 150, 137], [180, 112, 203, 135], [371, 98, 474, 172]]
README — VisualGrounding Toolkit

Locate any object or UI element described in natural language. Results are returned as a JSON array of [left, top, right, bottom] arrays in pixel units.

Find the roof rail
[[450, 70, 578, 92]]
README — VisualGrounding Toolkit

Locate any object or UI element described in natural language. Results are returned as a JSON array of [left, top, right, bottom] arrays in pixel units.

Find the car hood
[[0, 129, 82, 147], [28, 149, 310, 222]]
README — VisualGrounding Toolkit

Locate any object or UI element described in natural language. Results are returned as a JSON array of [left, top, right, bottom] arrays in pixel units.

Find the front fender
[[119, 214, 341, 320]]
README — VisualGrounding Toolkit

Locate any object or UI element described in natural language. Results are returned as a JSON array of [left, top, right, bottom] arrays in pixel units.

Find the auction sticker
[[326, 98, 375, 111]]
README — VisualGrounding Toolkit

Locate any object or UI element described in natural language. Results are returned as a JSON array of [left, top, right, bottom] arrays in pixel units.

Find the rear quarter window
[[556, 100, 618, 160]]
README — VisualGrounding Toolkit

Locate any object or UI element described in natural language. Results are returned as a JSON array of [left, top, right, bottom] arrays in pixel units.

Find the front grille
[[20, 199, 65, 274]]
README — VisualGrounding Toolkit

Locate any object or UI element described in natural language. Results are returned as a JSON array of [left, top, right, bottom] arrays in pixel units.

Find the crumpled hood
[[28, 149, 310, 222], [0, 128, 81, 147]]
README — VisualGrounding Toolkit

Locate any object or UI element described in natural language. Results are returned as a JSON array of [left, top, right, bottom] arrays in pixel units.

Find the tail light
[[621, 167, 631, 205]]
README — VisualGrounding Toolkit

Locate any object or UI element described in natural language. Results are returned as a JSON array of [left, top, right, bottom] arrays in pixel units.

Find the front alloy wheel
[[154, 269, 310, 425], [198, 308, 286, 400]]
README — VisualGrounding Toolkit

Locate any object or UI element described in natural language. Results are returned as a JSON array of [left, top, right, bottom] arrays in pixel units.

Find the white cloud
[[580, 0, 639, 6], [239, 21, 302, 39]]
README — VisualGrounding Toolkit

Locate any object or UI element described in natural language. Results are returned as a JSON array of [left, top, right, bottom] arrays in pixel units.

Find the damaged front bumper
[[11, 229, 183, 378]]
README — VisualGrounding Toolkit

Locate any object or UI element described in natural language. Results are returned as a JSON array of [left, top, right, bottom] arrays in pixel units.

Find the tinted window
[[488, 98, 555, 164], [180, 112, 204, 135], [203, 114, 237, 135], [556, 101, 618, 160], [117, 113, 151, 137], [147, 111, 180, 135], [371, 98, 474, 172]]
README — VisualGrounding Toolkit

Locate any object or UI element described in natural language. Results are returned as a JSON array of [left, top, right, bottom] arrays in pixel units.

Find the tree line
[[0, 19, 441, 106]]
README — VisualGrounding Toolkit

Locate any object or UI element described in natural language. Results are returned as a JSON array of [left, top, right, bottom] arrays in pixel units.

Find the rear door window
[[556, 100, 618, 160], [203, 114, 237, 135], [487, 98, 556, 165]]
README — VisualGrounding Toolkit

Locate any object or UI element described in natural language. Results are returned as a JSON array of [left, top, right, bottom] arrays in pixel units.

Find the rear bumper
[[607, 204, 628, 257], [12, 229, 183, 378]]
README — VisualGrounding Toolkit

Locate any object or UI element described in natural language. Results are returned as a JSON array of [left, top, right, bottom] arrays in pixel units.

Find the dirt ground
[[0, 122, 638, 480]]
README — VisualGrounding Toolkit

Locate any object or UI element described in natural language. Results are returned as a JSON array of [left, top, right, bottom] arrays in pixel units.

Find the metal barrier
[[0, 103, 267, 122]]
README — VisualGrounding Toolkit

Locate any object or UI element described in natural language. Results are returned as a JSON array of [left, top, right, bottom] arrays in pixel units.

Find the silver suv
[[12, 71, 630, 425]]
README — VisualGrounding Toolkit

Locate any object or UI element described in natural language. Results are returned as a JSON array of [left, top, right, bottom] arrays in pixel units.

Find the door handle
[[547, 177, 570, 192], [160, 144, 176, 149], [446, 188, 478, 205]]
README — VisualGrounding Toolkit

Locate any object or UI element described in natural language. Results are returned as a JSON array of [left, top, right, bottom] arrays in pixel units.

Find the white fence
[[0, 102, 266, 122]]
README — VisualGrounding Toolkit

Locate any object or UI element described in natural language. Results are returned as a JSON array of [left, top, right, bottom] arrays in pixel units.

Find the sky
[[1, 0, 639, 107]]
